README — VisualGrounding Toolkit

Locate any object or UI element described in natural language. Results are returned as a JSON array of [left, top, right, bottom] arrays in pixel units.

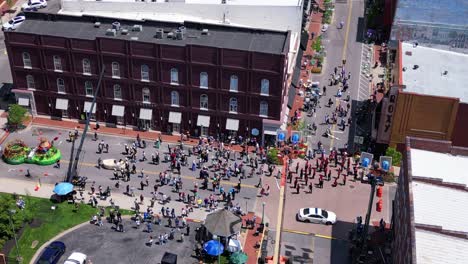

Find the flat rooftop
[[93, 0, 302, 6], [401, 42, 468, 103], [15, 13, 288, 55], [409, 145, 468, 264]]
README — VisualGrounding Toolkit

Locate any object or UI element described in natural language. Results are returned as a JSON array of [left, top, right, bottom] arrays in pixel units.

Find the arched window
[[260, 79, 269, 95], [26, 75, 35, 89], [170, 68, 179, 84], [200, 72, 208, 88], [260, 101, 268, 116], [22, 52, 31, 68], [229, 97, 238, 113], [57, 78, 65, 93], [200, 94, 208, 110], [85, 81, 93, 96], [111, 62, 120, 77], [53, 55, 62, 71], [142, 87, 150, 103], [82, 59, 91, 75], [113, 84, 122, 100], [171, 91, 179, 106], [141, 65, 149, 81], [229, 75, 238, 92]]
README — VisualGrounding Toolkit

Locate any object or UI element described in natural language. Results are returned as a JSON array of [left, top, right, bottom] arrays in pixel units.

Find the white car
[[21, 0, 47, 11], [297, 208, 337, 225], [64, 252, 87, 264], [2, 15, 25, 31]]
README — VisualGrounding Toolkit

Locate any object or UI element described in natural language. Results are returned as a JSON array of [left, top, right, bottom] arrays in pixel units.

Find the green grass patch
[[1, 194, 131, 264], [312, 36, 322, 53]]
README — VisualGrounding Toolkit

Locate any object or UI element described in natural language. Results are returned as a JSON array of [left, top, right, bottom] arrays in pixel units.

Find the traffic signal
[[376, 186, 383, 198], [376, 199, 383, 212]]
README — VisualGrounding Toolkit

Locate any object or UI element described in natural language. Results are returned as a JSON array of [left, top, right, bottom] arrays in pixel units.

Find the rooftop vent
[[167, 32, 175, 39], [175, 29, 184, 40], [201, 29, 209, 35], [402, 67, 407, 72], [413, 65, 419, 70], [94, 22, 101, 28], [106, 29, 117, 37], [155, 28, 164, 39], [112, 21, 121, 31], [405, 51, 412, 56], [132, 24, 143, 32], [131, 37, 139, 41], [443, 70, 448, 76], [121, 29, 129, 35], [221, 0, 226, 3], [179, 26, 186, 35]]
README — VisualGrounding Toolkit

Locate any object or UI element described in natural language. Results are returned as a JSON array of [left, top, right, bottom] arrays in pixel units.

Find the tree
[[7, 104, 28, 130], [385, 147, 402, 167], [0, 194, 32, 250]]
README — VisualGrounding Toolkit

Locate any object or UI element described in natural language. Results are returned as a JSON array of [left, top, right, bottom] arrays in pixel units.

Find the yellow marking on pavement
[[283, 229, 311, 235], [190, 219, 203, 223], [273, 186, 285, 263], [315, 234, 335, 240], [61, 160, 257, 189], [330, 0, 352, 150]]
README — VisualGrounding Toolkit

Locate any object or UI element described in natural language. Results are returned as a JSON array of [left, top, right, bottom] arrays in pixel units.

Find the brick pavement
[[241, 212, 263, 264]]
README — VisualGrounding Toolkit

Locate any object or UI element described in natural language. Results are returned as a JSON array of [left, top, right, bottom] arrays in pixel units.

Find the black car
[[36, 241, 66, 264]]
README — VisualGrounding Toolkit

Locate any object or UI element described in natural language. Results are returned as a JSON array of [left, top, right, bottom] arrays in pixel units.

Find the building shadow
[[329, 220, 355, 264], [355, 17, 366, 43]]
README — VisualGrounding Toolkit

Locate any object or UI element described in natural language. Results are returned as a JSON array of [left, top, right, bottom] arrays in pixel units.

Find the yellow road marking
[[315, 234, 335, 240], [61, 160, 257, 189], [283, 229, 311, 235], [330, 0, 352, 150]]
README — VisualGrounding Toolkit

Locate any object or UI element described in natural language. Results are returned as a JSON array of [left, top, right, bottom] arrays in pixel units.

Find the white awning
[[55, 98, 68, 110], [112, 105, 125, 117], [139, 108, 152, 120], [197, 115, 210, 127], [226, 118, 239, 131], [18, 97, 29, 106], [169, 112, 182, 124], [83, 101, 97, 113]]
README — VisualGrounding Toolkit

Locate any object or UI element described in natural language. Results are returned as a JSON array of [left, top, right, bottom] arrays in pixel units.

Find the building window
[[82, 59, 91, 75], [113, 84, 122, 100], [260, 101, 268, 117], [22, 52, 31, 68], [200, 72, 208, 88], [200, 94, 208, 110], [142, 87, 150, 103], [170, 68, 179, 84], [26, 75, 35, 89], [85, 81, 93, 96], [229, 97, 238, 113], [53, 55, 62, 72], [261, 79, 269, 95], [57, 78, 65, 93], [112, 62, 120, 78], [171, 91, 179, 106], [229, 75, 238, 92], [141, 65, 149, 82]]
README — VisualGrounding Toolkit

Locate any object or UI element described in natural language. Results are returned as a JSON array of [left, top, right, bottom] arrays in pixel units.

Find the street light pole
[[8, 209, 21, 263], [261, 202, 266, 224]]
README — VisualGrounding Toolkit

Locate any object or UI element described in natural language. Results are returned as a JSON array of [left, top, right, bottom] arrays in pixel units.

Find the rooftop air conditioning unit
[[106, 29, 117, 37], [155, 28, 164, 39], [201, 29, 209, 35], [112, 21, 121, 31], [94, 22, 101, 28], [179, 26, 186, 35], [175, 29, 184, 40], [132, 25, 143, 32], [131, 37, 139, 41], [167, 32, 175, 39], [121, 29, 129, 35]]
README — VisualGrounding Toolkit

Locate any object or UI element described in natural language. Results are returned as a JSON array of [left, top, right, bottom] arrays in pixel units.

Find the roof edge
[[415, 223, 468, 240]]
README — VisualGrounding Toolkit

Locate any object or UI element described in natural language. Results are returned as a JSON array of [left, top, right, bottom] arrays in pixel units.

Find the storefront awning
[[83, 101, 96, 114], [168, 111, 182, 124], [264, 127, 278, 136], [55, 98, 68, 110], [197, 115, 210, 127], [18, 97, 29, 106], [139, 108, 152, 120], [112, 105, 125, 117], [226, 118, 239, 131]]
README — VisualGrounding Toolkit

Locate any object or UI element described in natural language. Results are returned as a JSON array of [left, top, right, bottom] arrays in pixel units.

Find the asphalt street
[[304, 0, 367, 154], [0, 126, 260, 213]]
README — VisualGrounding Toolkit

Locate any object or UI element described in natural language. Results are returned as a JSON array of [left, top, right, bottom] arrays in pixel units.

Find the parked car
[[2, 15, 26, 31], [21, 0, 47, 11], [297, 207, 337, 225], [35, 241, 66, 264], [64, 252, 87, 264]]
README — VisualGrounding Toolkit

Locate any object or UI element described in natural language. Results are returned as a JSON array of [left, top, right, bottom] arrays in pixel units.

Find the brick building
[[5, 12, 291, 140], [392, 136, 468, 264]]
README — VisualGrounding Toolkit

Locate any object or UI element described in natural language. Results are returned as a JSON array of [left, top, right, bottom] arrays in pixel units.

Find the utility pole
[[66, 65, 105, 182]]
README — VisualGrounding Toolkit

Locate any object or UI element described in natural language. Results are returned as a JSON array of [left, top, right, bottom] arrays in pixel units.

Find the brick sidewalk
[[241, 212, 264, 264], [30, 116, 243, 152]]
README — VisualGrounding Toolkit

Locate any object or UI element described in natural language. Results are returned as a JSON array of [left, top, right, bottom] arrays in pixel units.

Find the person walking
[[308, 182, 313, 193]]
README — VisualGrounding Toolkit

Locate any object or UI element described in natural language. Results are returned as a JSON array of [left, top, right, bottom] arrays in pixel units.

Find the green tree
[[7, 104, 28, 129], [0, 194, 32, 249], [385, 147, 402, 167]]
